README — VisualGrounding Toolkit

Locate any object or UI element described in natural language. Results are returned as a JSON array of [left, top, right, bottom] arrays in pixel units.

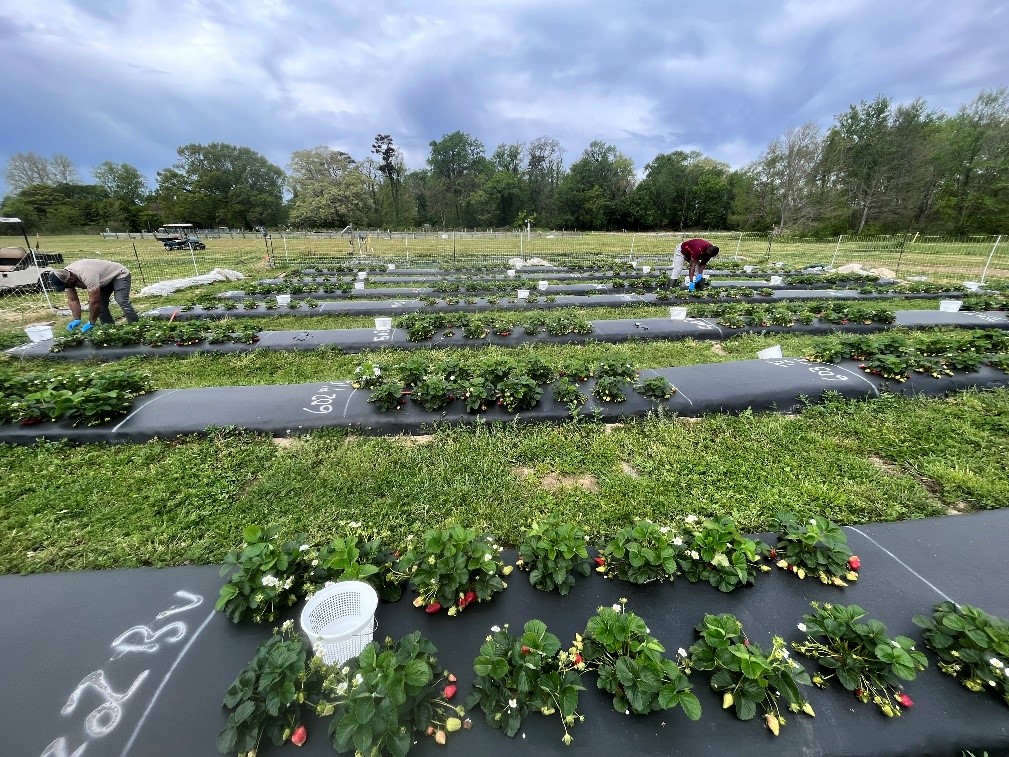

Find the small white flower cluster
[[261, 574, 282, 588]]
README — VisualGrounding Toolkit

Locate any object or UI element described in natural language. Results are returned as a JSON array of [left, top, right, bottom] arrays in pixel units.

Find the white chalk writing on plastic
[[41, 590, 206, 757], [303, 383, 352, 414], [110, 622, 187, 660], [61, 669, 150, 738], [155, 590, 203, 619], [38, 737, 87, 757]]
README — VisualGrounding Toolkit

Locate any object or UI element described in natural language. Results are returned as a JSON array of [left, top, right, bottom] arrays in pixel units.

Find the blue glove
[[688, 281, 696, 292], [694, 273, 704, 284], [80, 322, 94, 334], [67, 319, 82, 331]]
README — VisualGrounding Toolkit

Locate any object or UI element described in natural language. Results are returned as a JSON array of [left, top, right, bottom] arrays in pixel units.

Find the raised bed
[[1, 356, 1006, 445], [9, 310, 1009, 362]]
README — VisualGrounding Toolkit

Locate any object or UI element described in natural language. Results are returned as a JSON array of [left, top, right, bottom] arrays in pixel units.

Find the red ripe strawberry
[[573, 654, 583, 665], [521, 645, 532, 654], [464, 590, 477, 604], [898, 693, 913, 708], [594, 556, 606, 566], [848, 555, 861, 571], [425, 602, 442, 614], [769, 548, 777, 560], [854, 688, 864, 698], [290, 724, 308, 747], [444, 684, 458, 699]]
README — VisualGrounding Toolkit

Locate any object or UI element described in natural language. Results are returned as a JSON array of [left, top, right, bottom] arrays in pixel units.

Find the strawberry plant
[[217, 621, 328, 755], [0, 367, 151, 426], [794, 602, 927, 716], [216, 525, 318, 623], [913, 602, 1009, 706], [467, 620, 584, 745], [598, 519, 681, 584], [396, 525, 508, 615], [551, 377, 586, 407], [636, 375, 676, 401], [368, 380, 406, 412], [689, 613, 813, 735], [597, 358, 637, 381], [516, 517, 593, 595], [592, 375, 628, 403], [411, 375, 457, 411], [498, 373, 544, 412], [328, 632, 465, 754], [762, 512, 859, 586], [351, 361, 386, 389], [581, 600, 701, 719], [461, 376, 494, 412], [678, 514, 768, 592]]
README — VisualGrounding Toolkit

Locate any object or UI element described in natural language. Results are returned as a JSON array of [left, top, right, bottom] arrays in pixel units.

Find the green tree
[[556, 141, 635, 230], [933, 88, 1009, 234], [426, 131, 490, 226], [154, 143, 285, 229], [635, 150, 731, 230], [286, 146, 373, 229], [92, 161, 149, 231], [524, 136, 565, 227]]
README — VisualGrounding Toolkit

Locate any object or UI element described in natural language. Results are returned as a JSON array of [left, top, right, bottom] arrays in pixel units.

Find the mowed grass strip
[[3, 389, 1008, 575]]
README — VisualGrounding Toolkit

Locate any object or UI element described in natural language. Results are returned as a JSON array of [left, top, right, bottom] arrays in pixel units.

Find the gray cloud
[[1, 0, 1007, 197]]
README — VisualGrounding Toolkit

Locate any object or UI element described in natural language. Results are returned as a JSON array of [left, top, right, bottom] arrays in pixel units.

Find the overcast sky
[[1, 0, 1007, 198]]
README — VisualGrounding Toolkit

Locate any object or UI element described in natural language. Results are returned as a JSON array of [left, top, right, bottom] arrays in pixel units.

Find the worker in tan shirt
[[44, 259, 139, 332]]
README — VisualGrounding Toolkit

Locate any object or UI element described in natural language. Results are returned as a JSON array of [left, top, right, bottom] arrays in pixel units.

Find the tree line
[[3, 88, 1007, 236]]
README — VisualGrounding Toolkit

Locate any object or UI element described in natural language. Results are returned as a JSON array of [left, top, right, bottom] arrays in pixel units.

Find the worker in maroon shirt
[[671, 238, 719, 291]]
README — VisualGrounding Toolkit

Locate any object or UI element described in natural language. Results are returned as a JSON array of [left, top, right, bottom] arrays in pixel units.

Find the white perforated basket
[[300, 581, 378, 665]]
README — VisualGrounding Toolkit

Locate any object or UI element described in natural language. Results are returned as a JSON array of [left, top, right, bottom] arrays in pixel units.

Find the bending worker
[[671, 238, 719, 291], [44, 259, 139, 332]]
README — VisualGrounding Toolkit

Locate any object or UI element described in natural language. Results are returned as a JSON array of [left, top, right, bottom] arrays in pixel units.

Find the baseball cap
[[44, 269, 70, 291]]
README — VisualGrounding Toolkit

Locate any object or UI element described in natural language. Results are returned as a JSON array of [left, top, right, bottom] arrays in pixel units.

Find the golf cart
[[0, 217, 64, 294], [163, 237, 207, 251]]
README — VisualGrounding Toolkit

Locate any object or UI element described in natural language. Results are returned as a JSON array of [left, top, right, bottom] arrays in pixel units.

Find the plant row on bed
[[961, 293, 1009, 311], [50, 319, 262, 352], [713, 302, 897, 328], [807, 328, 1009, 381], [216, 513, 861, 627], [393, 311, 594, 341], [181, 296, 321, 311], [0, 366, 151, 426], [218, 513, 1009, 752], [352, 353, 675, 412]]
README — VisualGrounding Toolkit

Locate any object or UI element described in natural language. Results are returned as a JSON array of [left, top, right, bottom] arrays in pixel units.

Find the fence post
[[734, 232, 742, 261], [765, 232, 773, 265], [829, 234, 845, 268], [980, 235, 1002, 284], [131, 243, 147, 286]]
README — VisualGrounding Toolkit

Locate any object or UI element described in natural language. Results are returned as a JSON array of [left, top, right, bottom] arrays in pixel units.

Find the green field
[[2, 233, 1008, 577]]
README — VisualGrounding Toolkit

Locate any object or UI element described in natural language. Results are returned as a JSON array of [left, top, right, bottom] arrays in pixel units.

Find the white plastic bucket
[[537, 280, 549, 290], [758, 345, 783, 359], [743, 265, 755, 273], [300, 581, 378, 665], [517, 289, 530, 299], [769, 276, 783, 285], [507, 269, 516, 278], [25, 324, 54, 342], [939, 299, 962, 312], [386, 263, 396, 270], [963, 281, 981, 292], [354, 282, 365, 290], [276, 294, 292, 306], [669, 307, 688, 320], [641, 266, 651, 274], [357, 271, 367, 280], [375, 317, 393, 330]]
